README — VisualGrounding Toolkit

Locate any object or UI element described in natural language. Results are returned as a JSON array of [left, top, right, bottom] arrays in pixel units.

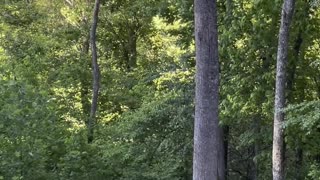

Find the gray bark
[[273, 0, 295, 179], [193, 0, 225, 179], [88, 0, 100, 143]]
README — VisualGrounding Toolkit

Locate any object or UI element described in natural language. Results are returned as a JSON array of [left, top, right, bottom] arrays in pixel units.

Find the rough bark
[[193, 0, 225, 179], [273, 0, 295, 179], [88, 0, 100, 143]]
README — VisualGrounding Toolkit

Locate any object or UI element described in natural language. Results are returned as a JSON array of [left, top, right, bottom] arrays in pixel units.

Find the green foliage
[[285, 101, 320, 157], [307, 163, 320, 179], [100, 84, 194, 179], [0, 80, 66, 179], [0, 0, 320, 179]]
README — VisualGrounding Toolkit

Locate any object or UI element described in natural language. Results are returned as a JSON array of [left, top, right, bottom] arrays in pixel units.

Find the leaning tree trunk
[[273, 0, 295, 179], [193, 0, 225, 179], [88, 0, 100, 143]]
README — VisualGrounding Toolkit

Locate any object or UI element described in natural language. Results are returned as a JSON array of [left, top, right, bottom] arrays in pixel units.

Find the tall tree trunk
[[193, 0, 225, 179], [88, 0, 100, 143], [273, 0, 295, 179]]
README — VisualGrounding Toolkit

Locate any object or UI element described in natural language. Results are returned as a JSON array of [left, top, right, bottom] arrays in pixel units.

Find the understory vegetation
[[0, 0, 319, 179]]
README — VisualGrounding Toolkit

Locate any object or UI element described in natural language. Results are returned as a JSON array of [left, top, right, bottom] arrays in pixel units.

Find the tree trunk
[[273, 0, 295, 179], [193, 0, 225, 179], [88, 0, 100, 143]]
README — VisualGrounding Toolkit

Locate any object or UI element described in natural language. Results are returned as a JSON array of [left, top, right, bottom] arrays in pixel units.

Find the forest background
[[0, 0, 320, 179]]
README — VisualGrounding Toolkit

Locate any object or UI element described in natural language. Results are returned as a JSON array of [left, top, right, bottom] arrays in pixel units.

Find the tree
[[273, 0, 296, 179], [88, 0, 100, 143], [193, 0, 225, 179], [1, 0, 320, 179]]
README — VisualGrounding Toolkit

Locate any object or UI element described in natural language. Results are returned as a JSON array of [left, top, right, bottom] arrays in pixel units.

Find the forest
[[0, 0, 320, 179]]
